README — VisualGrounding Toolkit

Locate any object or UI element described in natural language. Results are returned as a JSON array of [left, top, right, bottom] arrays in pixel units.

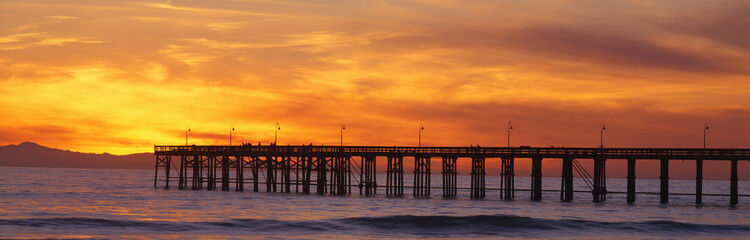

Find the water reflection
[[0, 167, 748, 239]]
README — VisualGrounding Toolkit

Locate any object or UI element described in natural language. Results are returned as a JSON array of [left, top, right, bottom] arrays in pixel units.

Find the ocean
[[1, 166, 749, 239]]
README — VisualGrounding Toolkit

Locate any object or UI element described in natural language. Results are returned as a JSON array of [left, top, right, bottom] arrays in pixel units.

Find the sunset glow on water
[[2, 167, 750, 239]]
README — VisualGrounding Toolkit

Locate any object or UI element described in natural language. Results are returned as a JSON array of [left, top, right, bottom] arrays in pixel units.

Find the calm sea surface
[[1, 166, 749, 239]]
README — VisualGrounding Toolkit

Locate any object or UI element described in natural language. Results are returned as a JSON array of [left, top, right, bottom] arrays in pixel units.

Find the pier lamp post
[[600, 123, 606, 148], [704, 123, 709, 149], [229, 126, 235, 146], [419, 124, 424, 147], [340, 124, 346, 147], [185, 128, 190, 146], [274, 123, 280, 145], [507, 121, 513, 148]]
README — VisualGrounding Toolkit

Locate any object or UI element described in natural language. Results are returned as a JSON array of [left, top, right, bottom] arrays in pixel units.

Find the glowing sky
[[0, 0, 748, 154]]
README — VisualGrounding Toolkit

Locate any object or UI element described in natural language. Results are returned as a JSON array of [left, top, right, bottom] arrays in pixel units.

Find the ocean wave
[[1, 215, 748, 236], [339, 215, 750, 234], [0, 217, 194, 231]]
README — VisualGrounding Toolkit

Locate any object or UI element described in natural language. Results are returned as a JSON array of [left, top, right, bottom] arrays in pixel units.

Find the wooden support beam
[[470, 156, 486, 199], [413, 156, 431, 197], [627, 158, 636, 203], [329, 156, 349, 195], [442, 157, 458, 198], [593, 157, 606, 202], [696, 159, 703, 204], [348, 156, 352, 194], [235, 156, 244, 192], [660, 158, 669, 204], [360, 156, 377, 195], [282, 156, 291, 193], [371, 156, 378, 194], [252, 156, 260, 192], [500, 157, 514, 200], [266, 156, 275, 192], [221, 156, 230, 191], [179, 156, 187, 190], [531, 157, 542, 201], [386, 155, 404, 197], [192, 155, 201, 190], [153, 155, 159, 188], [561, 157, 573, 202], [731, 159, 738, 206], [153, 155, 172, 189], [301, 156, 312, 194], [316, 157, 327, 194], [206, 156, 215, 191], [329, 157, 339, 194], [359, 157, 364, 195], [167, 156, 173, 189]]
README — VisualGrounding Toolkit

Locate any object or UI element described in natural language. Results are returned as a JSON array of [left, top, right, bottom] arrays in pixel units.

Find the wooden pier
[[154, 145, 750, 205]]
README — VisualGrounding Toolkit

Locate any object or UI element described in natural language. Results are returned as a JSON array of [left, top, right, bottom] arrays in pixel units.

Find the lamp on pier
[[185, 128, 191, 146], [274, 123, 281, 145], [600, 123, 606, 148], [508, 121, 513, 148], [419, 123, 424, 147], [230, 125, 235, 146], [341, 124, 346, 147], [704, 123, 709, 149]]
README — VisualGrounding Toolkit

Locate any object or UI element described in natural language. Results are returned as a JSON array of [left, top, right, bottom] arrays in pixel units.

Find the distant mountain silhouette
[[0, 142, 153, 169]]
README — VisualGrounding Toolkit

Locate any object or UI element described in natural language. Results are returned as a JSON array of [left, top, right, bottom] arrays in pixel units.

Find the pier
[[154, 145, 750, 205]]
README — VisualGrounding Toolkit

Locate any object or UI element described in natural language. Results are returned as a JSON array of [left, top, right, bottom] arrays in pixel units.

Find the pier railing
[[155, 145, 750, 160]]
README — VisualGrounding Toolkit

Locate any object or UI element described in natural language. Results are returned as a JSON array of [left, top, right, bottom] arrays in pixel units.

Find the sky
[[0, 0, 748, 155]]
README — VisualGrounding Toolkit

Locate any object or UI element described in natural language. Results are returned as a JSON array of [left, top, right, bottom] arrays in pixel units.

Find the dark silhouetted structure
[[154, 145, 749, 205]]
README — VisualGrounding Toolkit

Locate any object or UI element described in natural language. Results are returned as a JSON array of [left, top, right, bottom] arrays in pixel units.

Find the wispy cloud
[[0, 33, 103, 50], [0, 33, 43, 43], [136, 2, 293, 18], [45, 15, 79, 20]]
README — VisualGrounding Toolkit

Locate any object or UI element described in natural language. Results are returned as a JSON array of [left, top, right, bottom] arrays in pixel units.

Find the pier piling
[[561, 157, 574, 202], [330, 156, 349, 195], [361, 156, 377, 195], [252, 157, 260, 192], [531, 157, 542, 201], [265, 156, 275, 192], [627, 158, 636, 203], [207, 156, 216, 191], [593, 157, 606, 202], [316, 157, 327, 194], [413, 156, 431, 197], [178, 156, 186, 190], [500, 157, 514, 200], [470, 156, 486, 199], [660, 158, 669, 204], [235, 156, 244, 191], [696, 159, 703, 204], [191, 156, 201, 190], [221, 156, 229, 191], [165, 156, 171, 189], [281, 156, 292, 193], [386, 155, 404, 196], [301, 156, 312, 193], [442, 157, 458, 198], [731, 159, 738, 206]]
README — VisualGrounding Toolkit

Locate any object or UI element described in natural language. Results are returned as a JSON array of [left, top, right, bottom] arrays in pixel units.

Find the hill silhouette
[[0, 142, 153, 169]]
